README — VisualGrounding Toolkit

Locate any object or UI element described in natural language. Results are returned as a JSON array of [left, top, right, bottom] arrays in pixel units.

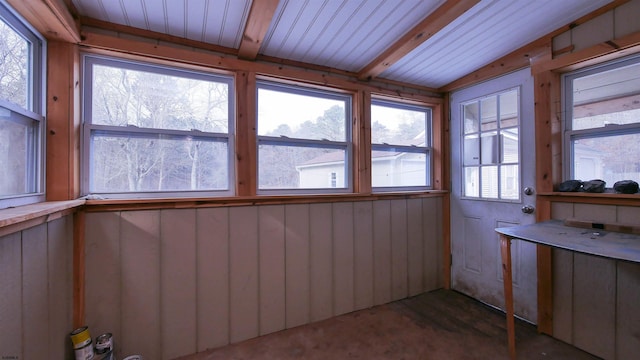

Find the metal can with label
[[95, 333, 114, 355], [70, 326, 95, 360]]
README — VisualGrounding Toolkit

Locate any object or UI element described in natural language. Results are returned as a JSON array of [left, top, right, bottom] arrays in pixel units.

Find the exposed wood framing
[[440, 93, 451, 289], [47, 41, 81, 201], [7, 0, 80, 42], [354, 90, 372, 194], [358, 0, 480, 81], [238, 0, 280, 60], [235, 72, 258, 197]]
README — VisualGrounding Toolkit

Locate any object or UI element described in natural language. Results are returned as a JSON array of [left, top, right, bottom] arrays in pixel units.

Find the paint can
[[95, 333, 114, 355], [70, 326, 95, 360]]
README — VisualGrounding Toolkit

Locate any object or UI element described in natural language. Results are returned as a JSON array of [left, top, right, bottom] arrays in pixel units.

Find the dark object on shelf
[[613, 180, 639, 194], [583, 179, 606, 193], [557, 180, 582, 192]]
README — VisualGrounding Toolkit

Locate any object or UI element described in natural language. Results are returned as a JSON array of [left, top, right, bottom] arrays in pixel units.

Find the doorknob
[[521, 205, 535, 214], [523, 187, 534, 196]]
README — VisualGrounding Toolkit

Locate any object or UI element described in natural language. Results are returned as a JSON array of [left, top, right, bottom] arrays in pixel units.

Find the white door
[[450, 68, 537, 322]]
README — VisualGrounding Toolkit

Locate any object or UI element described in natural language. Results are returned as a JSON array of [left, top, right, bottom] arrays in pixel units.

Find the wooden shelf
[[0, 200, 85, 236]]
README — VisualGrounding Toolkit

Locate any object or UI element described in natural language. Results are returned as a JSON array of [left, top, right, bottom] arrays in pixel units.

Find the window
[[257, 81, 352, 193], [371, 99, 432, 190], [461, 88, 520, 200], [82, 55, 233, 197], [0, 1, 45, 209], [563, 54, 640, 188]]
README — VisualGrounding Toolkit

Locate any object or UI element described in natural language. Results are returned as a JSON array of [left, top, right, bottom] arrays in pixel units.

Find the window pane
[[258, 88, 346, 141], [481, 96, 498, 131], [464, 166, 479, 197], [501, 128, 518, 163], [463, 102, 479, 134], [481, 131, 498, 164], [573, 133, 640, 186], [259, 144, 346, 189], [500, 165, 519, 200], [0, 20, 29, 109], [372, 149, 428, 187], [463, 134, 479, 165], [500, 90, 518, 127], [91, 64, 229, 132], [90, 133, 228, 192], [481, 166, 498, 198], [371, 104, 426, 145], [0, 114, 36, 196], [572, 61, 640, 130]]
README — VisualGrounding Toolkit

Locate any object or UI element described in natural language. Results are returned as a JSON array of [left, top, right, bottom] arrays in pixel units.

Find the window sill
[[83, 191, 448, 212], [538, 191, 640, 206], [0, 200, 86, 236]]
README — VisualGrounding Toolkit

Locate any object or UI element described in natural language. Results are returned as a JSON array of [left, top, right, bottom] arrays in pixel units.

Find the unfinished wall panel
[[309, 203, 333, 322], [22, 224, 49, 360], [196, 207, 230, 350], [258, 205, 286, 335], [120, 210, 161, 359], [285, 204, 310, 328], [616, 261, 640, 359], [83, 197, 445, 357], [47, 216, 73, 359], [0, 232, 23, 359]]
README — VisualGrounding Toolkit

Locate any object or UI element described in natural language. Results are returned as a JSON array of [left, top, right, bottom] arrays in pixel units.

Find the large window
[[257, 81, 352, 193], [371, 99, 432, 190], [0, 1, 45, 209], [82, 55, 233, 197], [563, 54, 640, 188]]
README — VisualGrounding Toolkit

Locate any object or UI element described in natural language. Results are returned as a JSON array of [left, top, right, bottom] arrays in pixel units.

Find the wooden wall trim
[[235, 72, 257, 197], [237, 0, 280, 60], [79, 30, 443, 102], [355, 90, 372, 194], [539, 193, 640, 206], [0, 200, 84, 229], [8, 0, 80, 42]]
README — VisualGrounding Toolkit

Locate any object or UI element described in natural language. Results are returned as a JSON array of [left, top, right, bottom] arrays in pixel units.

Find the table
[[495, 219, 640, 359]]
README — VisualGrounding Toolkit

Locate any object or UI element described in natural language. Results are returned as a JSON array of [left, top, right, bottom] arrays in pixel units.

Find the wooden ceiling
[[39, 0, 619, 88]]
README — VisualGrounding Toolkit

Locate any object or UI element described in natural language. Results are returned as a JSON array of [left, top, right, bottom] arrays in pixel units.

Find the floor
[[176, 290, 599, 360]]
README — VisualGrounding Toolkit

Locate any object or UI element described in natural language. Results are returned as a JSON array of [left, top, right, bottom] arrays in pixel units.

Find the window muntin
[[371, 99, 432, 190], [257, 81, 352, 193], [563, 54, 640, 187], [461, 88, 520, 201], [82, 55, 233, 197], [0, 1, 44, 208]]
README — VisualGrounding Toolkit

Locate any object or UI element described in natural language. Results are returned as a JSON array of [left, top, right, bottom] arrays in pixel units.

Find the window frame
[[562, 53, 640, 183], [0, 0, 46, 209], [370, 97, 433, 192], [81, 53, 235, 198], [256, 80, 353, 195]]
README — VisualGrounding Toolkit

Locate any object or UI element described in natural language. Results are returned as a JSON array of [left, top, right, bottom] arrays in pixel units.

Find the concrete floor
[[176, 289, 599, 360]]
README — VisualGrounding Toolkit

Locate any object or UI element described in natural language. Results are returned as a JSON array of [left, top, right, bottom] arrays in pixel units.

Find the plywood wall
[[551, 202, 640, 360], [0, 215, 74, 360], [84, 197, 444, 360]]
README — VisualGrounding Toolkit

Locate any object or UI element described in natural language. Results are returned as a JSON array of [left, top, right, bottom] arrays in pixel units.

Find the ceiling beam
[[357, 0, 480, 81], [237, 0, 280, 60], [7, 0, 80, 42]]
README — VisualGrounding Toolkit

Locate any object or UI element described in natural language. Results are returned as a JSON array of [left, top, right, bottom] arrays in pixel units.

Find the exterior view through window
[[461, 88, 520, 200], [0, 2, 44, 208], [371, 100, 432, 189], [257, 81, 351, 193], [83, 55, 233, 197], [564, 54, 640, 187]]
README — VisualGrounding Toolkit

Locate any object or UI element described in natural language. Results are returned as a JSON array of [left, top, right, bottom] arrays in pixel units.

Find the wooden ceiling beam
[[7, 0, 80, 42], [237, 0, 280, 60], [357, 0, 480, 81]]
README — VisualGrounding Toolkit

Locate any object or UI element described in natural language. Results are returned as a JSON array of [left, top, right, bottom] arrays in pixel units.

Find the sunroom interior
[[1, 0, 640, 359]]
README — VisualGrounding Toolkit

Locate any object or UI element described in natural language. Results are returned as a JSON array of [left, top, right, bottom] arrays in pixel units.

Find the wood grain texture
[[237, 0, 279, 60], [259, 205, 286, 334], [196, 207, 230, 349]]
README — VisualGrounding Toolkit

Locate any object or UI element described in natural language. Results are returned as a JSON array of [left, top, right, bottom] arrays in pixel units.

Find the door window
[[461, 88, 520, 200]]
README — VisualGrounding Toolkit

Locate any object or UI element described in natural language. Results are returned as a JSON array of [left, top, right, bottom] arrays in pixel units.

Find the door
[[450, 68, 537, 322]]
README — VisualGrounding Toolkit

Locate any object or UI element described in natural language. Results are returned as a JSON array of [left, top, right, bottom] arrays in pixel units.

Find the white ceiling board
[[381, 0, 614, 88], [261, 0, 446, 72]]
